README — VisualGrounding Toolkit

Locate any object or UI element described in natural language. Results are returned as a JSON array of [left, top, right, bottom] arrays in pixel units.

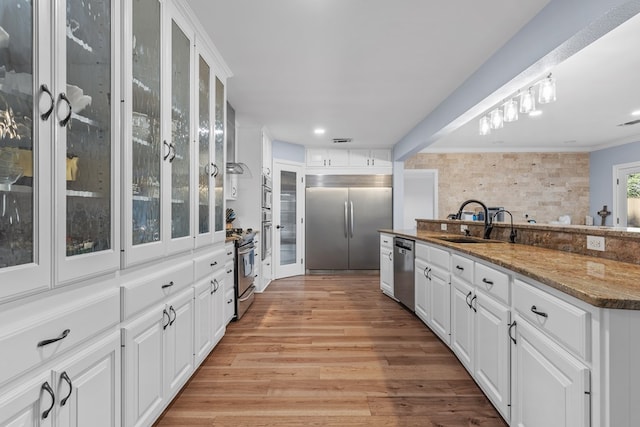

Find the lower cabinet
[[450, 276, 474, 373], [122, 287, 194, 427], [0, 332, 121, 427], [414, 258, 430, 324], [194, 268, 226, 366], [224, 279, 236, 325], [511, 315, 590, 427], [380, 246, 394, 297], [429, 265, 451, 345]]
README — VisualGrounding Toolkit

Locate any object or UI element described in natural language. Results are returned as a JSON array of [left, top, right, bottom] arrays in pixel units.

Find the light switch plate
[[460, 224, 468, 232], [441, 223, 447, 231]]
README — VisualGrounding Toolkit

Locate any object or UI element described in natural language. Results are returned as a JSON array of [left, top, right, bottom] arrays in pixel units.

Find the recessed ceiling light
[[313, 128, 325, 135], [529, 110, 543, 117], [632, 110, 640, 117]]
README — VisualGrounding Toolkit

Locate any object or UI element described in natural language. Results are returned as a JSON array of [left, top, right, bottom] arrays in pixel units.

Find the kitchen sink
[[434, 236, 504, 244]]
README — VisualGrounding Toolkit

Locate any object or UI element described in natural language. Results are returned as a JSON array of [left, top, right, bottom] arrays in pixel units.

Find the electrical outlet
[[441, 223, 447, 231], [587, 235, 605, 251], [460, 224, 468, 232]]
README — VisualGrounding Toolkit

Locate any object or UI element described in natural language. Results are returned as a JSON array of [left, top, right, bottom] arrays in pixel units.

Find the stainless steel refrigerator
[[305, 175, 392, 271]]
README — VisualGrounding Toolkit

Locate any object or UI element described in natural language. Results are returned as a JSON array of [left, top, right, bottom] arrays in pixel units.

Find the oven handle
[[238, 285, 256, 302], [238, 247, 254, 256]]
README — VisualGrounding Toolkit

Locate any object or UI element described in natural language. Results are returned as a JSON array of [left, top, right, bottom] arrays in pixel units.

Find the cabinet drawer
[[121, 261, 194, 319], [0, 288, 119, 386], [194, 246, 226, 280], [474, 262, 509, 305], [430, 246, 449, 271], [513, 279, 590, 360], [224, 244, 235, 264], [415, 242, 428, 261], [380, 234, 393, 248], [451, 254, 473, 283]]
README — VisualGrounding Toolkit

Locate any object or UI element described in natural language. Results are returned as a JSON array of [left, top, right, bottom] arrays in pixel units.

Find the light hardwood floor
[[154, 275, 508, 426]]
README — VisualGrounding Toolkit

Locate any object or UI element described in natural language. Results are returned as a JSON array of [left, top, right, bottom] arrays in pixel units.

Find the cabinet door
[[379, 247, 393, 296], [0, 372, 53, 427], [54, 332, 121, 427], [262, 132, 272, 176], [429, 266, 451, 345], [0, 0, 52, 301], [193, 278, 214, 366], [306, 149, 327, 167], [370, 149, 391, 167], [125, 0, 164, 266], [512, 316, 590, 427], [213, 76, 225, 239], [164, 288, 194, 398], [414, 258, 430, 325], [194, 49, 215, 248], [474, 290, 510, 421], [327, 149, 348, 167], [56, 0, 120, 283], [225, 173, 237, 200], [122, 305, 165, 427], [450, 278, 474, 373], [349, 149, 370, 167], [165, 9, 194, 254], [213, 267, 226, 345]]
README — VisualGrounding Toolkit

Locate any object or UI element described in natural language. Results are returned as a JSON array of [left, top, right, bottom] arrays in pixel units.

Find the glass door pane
[[170, 21, 190, 239], [0, 0, 35, 268], [279, 170, 297, 266], [213, 77, 224, 233], [131, 0, 161, 245], [65, 0, 111, 256], [625, 172, 640, 227], [197, 56, 210, 235]]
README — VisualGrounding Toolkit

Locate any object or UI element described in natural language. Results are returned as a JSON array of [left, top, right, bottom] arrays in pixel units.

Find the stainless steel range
[[231, 229, 256, 319]]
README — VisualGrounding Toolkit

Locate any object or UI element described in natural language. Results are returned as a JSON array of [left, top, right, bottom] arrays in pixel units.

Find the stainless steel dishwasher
[[393, 237, 415, 311]]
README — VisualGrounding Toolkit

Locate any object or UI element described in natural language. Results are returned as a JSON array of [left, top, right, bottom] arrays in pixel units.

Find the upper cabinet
[[0, 0, 120, 302], [123, 0, 228, 266], [306, 148, 391, 170]]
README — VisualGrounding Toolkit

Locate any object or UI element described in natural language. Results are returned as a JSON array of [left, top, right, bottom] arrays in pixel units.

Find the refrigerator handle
[[350, 201, 354, 238], [344, 201, 348, 238]]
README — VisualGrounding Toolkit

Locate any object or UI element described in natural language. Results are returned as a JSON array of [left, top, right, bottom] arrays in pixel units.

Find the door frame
[[613, 161, 640, 227], [273, 160, 305, 278]]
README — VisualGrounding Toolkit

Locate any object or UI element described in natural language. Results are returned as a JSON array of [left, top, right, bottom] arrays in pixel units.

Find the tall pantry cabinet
[[1, 0, 232, 426]]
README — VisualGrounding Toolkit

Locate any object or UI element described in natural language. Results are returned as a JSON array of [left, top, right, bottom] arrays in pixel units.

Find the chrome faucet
[[455, 199, 492, 239], [493, 209, 517, 243]]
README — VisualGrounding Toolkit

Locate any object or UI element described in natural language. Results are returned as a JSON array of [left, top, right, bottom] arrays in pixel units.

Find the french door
[[273, 161, 304, 278], [614, 161, 640, 227]]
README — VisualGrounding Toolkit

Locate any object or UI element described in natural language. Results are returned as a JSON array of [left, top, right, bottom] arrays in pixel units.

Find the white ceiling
[[186, 0, 551, 149], [428, 10, 640, 153]]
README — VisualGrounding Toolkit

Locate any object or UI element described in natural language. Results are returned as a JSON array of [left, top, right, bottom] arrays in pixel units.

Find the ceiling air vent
[[332, 138, 352, 144], [617, 119, 640, 127]]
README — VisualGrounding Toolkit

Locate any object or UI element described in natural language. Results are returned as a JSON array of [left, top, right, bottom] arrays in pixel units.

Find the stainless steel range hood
[[226, 101, 252, 177]]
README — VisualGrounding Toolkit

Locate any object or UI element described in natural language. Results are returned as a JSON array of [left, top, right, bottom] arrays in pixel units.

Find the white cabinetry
[[122, 287, 194, 427], [511, 278, 591, 427], [450, 254, 511, 420], [414, 257, 430, 324], [349, 149, 392, 167], [415, 242, 451, 345], [512, 315, 590, 427], [0, 0, 120, 301], [306, 149, 349, 167], [193, 245, 227, 366], [0, 333, 120, 427], [380, 234, 394, 297]]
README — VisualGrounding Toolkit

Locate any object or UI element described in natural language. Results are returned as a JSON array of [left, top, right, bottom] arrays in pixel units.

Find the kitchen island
[[380, 227, 640, 427]]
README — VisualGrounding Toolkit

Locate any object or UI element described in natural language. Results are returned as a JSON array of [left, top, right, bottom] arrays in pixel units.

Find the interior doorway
[[273, 161, 305, 278], [403, 169, 438, 229], [614, 161, 640, 227]]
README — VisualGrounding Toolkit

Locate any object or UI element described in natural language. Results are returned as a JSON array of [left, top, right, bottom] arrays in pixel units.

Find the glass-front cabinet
[[55, 0, 120, 283], [124, 0, 227, 266], [0, 0, 119, 301]]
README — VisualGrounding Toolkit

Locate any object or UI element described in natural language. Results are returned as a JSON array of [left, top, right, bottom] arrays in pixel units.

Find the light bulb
[[538, 75, 556, 104], [490, 108, 504, 130], [503, 99, 518, 123], [519, 88, 535, 114], [479, 115, 491, 136]]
